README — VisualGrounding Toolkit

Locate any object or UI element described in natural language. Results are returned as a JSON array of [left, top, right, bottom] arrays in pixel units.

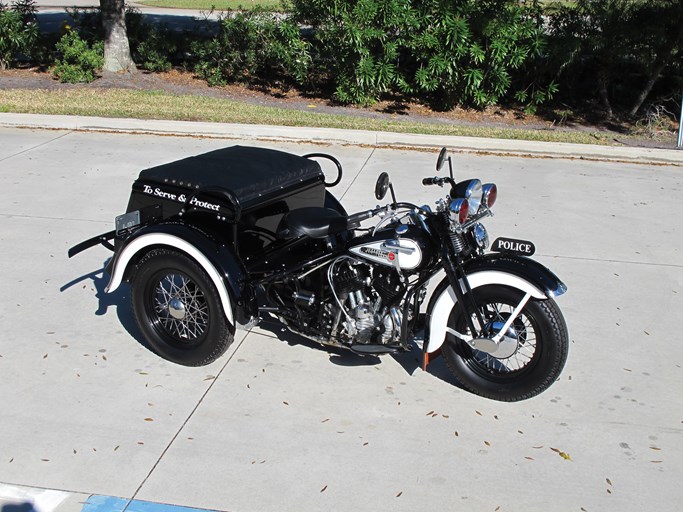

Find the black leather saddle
[[277, 207, 349, 239]]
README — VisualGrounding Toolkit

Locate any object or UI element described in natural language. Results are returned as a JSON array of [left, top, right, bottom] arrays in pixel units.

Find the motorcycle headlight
[[473, 223, 489, 249], [449, 198, 469, 225], [453, 179, 482, 214], [482, 183, 497, 209]]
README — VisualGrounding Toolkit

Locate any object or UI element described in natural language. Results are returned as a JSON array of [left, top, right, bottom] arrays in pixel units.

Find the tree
[[99, 0, 135, 72], [549, 0, 683, 119]]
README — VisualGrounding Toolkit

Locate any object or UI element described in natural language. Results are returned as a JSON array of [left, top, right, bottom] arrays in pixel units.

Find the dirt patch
[[1, 66, 679, 149]]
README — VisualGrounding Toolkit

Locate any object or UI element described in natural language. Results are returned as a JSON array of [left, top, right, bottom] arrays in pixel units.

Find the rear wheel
[[131, 248, 234, 366], [442, 285, 568, 401]]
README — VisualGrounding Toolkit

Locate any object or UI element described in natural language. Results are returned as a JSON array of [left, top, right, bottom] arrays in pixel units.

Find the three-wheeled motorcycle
[[69, 145, 569, 401]]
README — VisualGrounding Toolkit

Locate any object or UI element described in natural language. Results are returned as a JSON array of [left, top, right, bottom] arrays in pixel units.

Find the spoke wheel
[[132, 249, 234, 366], [442, 285, 568, 402]]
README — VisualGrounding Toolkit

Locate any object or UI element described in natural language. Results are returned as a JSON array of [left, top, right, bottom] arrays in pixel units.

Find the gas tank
[[348, 224, 436, 271]]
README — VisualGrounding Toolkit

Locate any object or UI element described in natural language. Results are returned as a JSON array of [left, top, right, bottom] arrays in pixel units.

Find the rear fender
[[106, 224, 252, 326], [424, 254, 566, 357]]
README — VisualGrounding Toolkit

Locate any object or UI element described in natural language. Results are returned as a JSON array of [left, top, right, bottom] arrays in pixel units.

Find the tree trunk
[[597, 67, 613, 120], [100, 0, 136, 73], [628, 59, 668, 118]]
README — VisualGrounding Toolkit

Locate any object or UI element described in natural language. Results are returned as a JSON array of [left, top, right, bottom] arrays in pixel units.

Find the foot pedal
[[350, 344, 400, 355]]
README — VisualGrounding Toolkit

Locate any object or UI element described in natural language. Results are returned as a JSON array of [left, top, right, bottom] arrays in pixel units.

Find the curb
[[1, 113, 682, 166]]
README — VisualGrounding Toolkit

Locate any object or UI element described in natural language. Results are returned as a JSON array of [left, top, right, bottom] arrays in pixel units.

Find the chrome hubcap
[[154, 273, 209, 340]]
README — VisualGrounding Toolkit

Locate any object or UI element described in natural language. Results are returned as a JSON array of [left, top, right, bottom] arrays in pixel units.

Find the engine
[[329, 257, 406, 345]]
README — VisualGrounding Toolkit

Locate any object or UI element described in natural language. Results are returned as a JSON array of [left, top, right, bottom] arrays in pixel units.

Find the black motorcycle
[[70, 145, 569, 401]]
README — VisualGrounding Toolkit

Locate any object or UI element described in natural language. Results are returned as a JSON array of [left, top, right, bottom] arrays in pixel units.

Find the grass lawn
[[0, 88, 613, 145]]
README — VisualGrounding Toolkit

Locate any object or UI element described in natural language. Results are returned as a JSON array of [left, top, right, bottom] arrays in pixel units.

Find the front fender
[[106, 224, 251, 326], [424, 254, 566, 357]]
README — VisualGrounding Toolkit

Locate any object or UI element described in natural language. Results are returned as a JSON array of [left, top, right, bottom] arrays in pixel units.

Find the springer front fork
[[441, 249, 531, 346]]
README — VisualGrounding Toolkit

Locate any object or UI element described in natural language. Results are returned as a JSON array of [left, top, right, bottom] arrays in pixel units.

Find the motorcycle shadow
[[60, 262, 149, 351], [253, 319, 463, 389]]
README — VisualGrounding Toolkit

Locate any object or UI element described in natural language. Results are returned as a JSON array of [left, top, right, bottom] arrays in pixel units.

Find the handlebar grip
[[422, 177, 438, 186], [347, 210, 374, 226]]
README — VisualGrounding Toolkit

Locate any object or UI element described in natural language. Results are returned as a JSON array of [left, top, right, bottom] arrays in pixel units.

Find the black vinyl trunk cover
[[138, 146, 324, 208]]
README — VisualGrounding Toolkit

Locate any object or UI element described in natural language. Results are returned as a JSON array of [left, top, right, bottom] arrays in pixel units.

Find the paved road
[[0, 125, 681, 512]]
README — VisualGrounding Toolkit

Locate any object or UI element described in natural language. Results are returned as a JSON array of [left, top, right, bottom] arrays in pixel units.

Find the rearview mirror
[[375, 172, 390, 200], [436, 147, 448, 172]]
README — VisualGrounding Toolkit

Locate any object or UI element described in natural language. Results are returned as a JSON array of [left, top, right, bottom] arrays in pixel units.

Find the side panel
[[424, 254, 566, 354], [106, 224, 251, 326]]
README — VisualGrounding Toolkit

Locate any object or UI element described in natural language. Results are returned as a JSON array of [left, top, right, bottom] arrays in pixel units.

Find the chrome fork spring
[[450, 232, 466, 254]]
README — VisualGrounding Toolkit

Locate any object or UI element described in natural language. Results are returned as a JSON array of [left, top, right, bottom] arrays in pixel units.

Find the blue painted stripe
[[82, 496, 220, 512]]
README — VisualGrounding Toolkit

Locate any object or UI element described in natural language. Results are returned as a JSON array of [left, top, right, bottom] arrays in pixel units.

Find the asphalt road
[[0, 125, 681, 512]]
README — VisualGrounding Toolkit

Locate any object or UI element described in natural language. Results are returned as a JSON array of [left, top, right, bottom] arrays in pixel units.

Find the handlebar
[[422, 176, 455, 188]]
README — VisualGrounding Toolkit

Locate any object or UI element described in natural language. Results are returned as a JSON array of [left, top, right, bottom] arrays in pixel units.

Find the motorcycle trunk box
[[125, 145, 326, 248]]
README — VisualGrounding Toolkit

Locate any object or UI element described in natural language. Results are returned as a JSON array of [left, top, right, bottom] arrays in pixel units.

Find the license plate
[[115, 210, 140, 234], [491, 237, 536, 256]]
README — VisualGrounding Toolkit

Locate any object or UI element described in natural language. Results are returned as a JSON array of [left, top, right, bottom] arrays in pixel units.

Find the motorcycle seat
[[277, 207, 348, 239]]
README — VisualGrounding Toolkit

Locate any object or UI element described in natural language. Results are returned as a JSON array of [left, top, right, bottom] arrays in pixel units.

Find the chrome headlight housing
[[449, 198, 469, 225], [472, 222, 489, 249], [453, 179, 483, 214]]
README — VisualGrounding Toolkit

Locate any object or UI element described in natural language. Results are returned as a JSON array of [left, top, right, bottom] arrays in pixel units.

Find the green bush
[[191, 9, 310, 87], [135, 25, 174, 72], [0, 2, 38, 69], [291, 0, 556, 109], [53, 30, 104, 83]]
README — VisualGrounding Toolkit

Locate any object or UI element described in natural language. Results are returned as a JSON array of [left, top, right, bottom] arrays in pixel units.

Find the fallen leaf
[[559, 451, 571, 460], [9, 458, 14, 463], [475, 410, 482, 416], [41, 459, 49, 462], [550, 447, 561, 453], [518, 430, 524, 434], [46, 332, 55, 335], [363, 442, 369, 446], [494, 415, 499, 420], [137, 442, 144, 445], [607, 489, 612, 494], [102, 355, 107, 361], [426, 410, 435, 416], [650, 460, 663, 463], [532, 445, 544, 449], [525, 456, 534, 460], [73, 449, 76, 454], [204, 375, 215, 381], [320, 485, 328, 493], [114, 445, 120, 451], [650, 446, 661, 451], [442, 415, 449, 419], [644, 331, 650, 335], [495, 507, 500, 511], [307, 104, 317, 108], [43, 354, 48, 359], [283, 401, 289, 406], [606, 478, 612, 486], [484, 441, 491, 446], [431, 413, 438, 417], [321, 418, 330, 423], [144, 417, 154, 422], [623, 368, 632, 372], [454, 431, 459, 437], [396, 491, 403, 498]]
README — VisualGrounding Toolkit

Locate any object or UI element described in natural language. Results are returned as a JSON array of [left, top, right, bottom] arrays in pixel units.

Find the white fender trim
[[426, 271, 546, 354], [105, 233, 234, 325]]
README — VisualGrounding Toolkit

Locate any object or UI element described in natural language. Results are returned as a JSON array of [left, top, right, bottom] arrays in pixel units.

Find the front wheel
[[442, 285, 568, 402], [131, 248, 234, 366]]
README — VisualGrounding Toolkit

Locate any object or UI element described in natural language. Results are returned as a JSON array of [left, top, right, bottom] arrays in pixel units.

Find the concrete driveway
[[0, 125, 681, 512]]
